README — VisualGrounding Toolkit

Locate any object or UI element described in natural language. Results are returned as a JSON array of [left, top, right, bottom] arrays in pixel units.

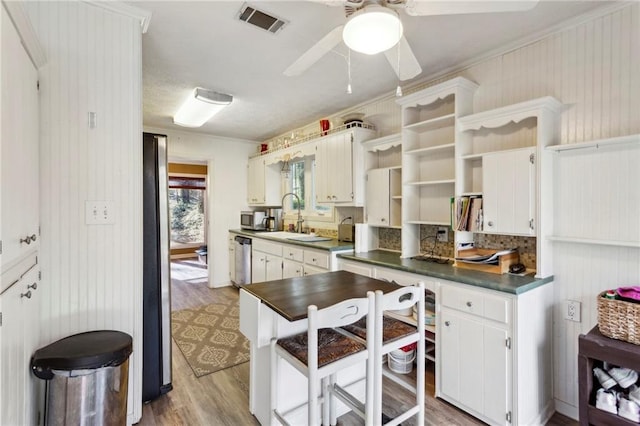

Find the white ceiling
[[137, 0, 609, 142]]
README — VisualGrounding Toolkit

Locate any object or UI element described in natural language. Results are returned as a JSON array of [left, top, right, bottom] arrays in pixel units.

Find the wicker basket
[[597, 291, 640, 345]]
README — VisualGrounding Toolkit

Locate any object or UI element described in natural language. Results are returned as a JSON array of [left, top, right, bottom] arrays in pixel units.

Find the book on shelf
[[453, 195, 482, 232]]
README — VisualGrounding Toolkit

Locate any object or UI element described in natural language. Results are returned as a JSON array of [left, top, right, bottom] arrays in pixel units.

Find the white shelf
[[458, 97, 564, 131], [461, 192, 483, 197], [547, 236, 640, 248], [404, 113, 455, 133], [362, 132, 402, 152], [391, 195, 402, 200], [405, 179, 455, 186], [406, 220, 451, 226], [546, 134, 640, 152], [404, 143, 455, 156], [461, 153, 483, 160]]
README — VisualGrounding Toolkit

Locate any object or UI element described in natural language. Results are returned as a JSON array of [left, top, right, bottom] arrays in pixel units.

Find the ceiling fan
[[284, 0, 539, 81]]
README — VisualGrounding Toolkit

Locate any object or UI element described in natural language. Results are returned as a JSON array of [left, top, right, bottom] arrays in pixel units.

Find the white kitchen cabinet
[[338, 259, 373, 277], [396, 77, 478, 257], [315, 132, 353, 203], [247, 156, 281, 205], [314, 128, 374, 206], [228, 234, 236, 283], [301, 264, 326, 276], [1, 5, 40, 271], [366, 167, 402, 228], [0, 253, 40, 426], [436, 279, 554, 426], [251, 239, 283, 283], [282, 258, 303, 278], [482, 147, 535, 236], [363, 133, 402, 229]]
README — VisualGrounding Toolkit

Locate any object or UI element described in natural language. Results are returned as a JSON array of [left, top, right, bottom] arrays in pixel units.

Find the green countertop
[[337, 250, 553, 295], [229, 229, 354, 252]]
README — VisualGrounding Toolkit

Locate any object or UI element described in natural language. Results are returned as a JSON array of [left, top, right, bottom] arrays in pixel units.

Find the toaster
[[338, 224, 355, 242]]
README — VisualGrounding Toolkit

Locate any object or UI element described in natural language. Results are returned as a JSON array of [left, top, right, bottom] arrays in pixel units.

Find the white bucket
[[388, 348, 416, 374]]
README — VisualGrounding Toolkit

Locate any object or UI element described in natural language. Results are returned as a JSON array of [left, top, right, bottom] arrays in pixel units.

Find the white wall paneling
[[24, 1, 146, 423], [145, 126, 257, 288]]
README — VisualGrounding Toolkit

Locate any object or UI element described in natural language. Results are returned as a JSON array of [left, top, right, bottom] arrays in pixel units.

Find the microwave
[[241, 211, 266, 230]]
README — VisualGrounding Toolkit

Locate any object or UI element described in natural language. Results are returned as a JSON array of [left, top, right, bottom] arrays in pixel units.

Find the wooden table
[[242, 270, 402, 321]]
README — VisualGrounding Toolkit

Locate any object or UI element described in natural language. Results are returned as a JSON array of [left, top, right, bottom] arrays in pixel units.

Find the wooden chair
[[339, 282, 425, 425], [270, 292, 375, 426]]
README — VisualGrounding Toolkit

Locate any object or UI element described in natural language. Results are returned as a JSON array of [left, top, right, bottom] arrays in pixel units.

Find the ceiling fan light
[[173, 88, 233, 127], [343, 6, 403, 55]]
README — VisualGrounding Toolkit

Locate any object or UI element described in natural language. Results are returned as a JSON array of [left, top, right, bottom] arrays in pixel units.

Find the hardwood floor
[[137, 260, 578, 425]]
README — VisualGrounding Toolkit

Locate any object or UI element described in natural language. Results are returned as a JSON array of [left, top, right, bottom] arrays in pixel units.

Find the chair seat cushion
[[277, 328, 365, 368], [342, 316, 416, 344]]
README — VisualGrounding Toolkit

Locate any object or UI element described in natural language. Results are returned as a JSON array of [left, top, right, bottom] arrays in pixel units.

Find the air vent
[[238, 4, 287, 34]]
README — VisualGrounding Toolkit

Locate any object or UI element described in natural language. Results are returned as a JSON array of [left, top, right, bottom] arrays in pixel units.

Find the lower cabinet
[[228, 235, 236, 283], [252, 239, 283, 283], [282, 259, 303, 278], [0, 253, 40, 426], [437, 279, 554, 426]]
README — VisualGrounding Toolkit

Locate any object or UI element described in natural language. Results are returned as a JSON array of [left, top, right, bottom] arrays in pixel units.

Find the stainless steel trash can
[[31, 330, 133, 426]]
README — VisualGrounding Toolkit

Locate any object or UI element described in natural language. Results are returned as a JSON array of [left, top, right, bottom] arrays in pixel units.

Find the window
[[168, 176, 206, 247], [283, 158, 333, 221]]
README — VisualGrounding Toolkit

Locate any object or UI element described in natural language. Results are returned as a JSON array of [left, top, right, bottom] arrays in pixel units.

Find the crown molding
[[2, 1, 47, 68]]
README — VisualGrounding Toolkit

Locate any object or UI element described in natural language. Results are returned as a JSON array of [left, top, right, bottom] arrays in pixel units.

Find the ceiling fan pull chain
[[395, 24, 403, 97], [347, 48, 353, 94]]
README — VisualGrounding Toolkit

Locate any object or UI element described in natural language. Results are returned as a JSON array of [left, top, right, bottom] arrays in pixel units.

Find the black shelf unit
[[578, 326, 640, 426]]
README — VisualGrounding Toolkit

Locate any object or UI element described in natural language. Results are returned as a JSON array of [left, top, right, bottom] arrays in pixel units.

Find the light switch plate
[[85, 201, 114, 225]]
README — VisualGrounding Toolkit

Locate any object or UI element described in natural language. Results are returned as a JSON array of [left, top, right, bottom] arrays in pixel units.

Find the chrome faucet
[[281, 192, 304, 233]]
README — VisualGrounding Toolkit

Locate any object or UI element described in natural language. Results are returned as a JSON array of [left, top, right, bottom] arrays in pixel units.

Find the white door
[[251, 252, 266, 283], [282, 259, 303, 279], [366, 168, 390, 226], [1, 7, 40, 269], [483, 147, 535, 235], [483, 324, 510, 425], [265, 254, 282, 281]]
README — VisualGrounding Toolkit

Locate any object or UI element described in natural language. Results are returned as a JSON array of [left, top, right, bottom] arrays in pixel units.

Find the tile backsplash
[[377, 226, 537, 269]]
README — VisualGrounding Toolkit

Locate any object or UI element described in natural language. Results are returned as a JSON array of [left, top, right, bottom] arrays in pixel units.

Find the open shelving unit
[[396, 77, 478, 258]]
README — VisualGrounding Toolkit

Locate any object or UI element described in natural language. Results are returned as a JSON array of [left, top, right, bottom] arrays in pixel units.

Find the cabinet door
[[316, 133, 354, 203], [228, 237, 236, 282], [302, 264, 326, 276], [247, 158, 265, 204], [366, 169, 390, 226], [483, 324, 510, 426], [440, 309, 484, 413], [265, 254, 282, 281], [0, 264, 40, 426], [483, 147, 535, 235], [282, 259, 303, 279], [1, 8, 40, 269], [251, 252, 266, 283]]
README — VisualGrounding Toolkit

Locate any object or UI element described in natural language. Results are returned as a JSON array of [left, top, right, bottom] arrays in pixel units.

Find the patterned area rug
[[172, 297, 250, 378]]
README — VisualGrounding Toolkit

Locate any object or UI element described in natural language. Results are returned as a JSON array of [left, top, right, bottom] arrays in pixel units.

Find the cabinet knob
[[381, 218, 386, 222], [20, 234, 36, 245], [487, 221, 494, 227], [444, 321, 451, 327], [28, 282, 38, 290], [21, 290, 32, 299], [466, 301, 473, 307]]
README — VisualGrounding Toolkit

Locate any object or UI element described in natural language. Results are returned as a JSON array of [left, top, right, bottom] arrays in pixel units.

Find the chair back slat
[[311, 296, 372, 329]]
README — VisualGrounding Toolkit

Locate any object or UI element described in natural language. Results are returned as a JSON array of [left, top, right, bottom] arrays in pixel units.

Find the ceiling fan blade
[[383, 36, 422, 81], [405, 0, 539, 16], [284, 25, 344, 76]]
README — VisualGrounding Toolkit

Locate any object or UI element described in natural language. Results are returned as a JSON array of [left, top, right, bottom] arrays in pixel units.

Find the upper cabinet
[[396, 77, 478, 257], [314, 127, 375, 206], [363, 133, 402, 228], [1, 5, 40, 271], [247, 156, 281, 206]]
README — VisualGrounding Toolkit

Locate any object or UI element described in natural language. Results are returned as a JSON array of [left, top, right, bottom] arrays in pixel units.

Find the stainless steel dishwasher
[[233, 236, 252, 287]]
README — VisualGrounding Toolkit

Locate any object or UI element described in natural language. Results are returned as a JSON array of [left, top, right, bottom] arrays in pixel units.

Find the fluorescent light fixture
[[343, 5, 403, 55], [173, 88, 233, 127]]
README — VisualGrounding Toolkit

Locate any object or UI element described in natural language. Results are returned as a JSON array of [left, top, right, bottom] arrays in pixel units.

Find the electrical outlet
[[565, 300, 581, 322], [437, 226, 449, 242], [85, 201, 115, 225]]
